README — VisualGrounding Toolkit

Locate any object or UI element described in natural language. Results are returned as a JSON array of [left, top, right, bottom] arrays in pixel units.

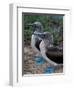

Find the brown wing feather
[[46, 47, 63, 64], [35, 40, 42, 51]]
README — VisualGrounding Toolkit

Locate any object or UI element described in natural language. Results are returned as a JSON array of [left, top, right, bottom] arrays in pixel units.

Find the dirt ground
[[23, 45, 63, 74]]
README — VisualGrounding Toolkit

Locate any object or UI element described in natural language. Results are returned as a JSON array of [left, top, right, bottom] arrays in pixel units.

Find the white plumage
[[39, 40, 58, 66], [31, 34, 40, 53]]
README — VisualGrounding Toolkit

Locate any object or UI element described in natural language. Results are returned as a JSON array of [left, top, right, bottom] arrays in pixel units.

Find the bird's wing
[[46, 46, 63, 56], [35, 39, 42, 51], [46, 46, 63, 64]]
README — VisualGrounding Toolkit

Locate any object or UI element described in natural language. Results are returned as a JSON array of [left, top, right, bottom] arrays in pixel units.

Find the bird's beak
[[27, 24, 33, 26]]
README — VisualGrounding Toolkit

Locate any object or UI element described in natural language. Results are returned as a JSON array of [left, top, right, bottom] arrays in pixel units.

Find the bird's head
[[27, 21, 44, 33], [34, 32, 53, 45], [35, 32, 52, 39]]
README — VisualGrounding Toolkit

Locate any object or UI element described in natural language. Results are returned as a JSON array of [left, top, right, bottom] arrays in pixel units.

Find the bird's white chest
[[31, 35, 36, 47], [31, 35, 39, 52]]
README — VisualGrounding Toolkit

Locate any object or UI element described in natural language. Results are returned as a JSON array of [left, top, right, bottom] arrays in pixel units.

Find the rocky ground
[[23, 45, 63, 74]]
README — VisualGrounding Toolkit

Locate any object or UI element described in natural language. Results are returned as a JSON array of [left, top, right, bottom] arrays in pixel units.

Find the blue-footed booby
[[35, 32, 63, 65], [28, 22, 44, 53], [28, 22, 63, 65]]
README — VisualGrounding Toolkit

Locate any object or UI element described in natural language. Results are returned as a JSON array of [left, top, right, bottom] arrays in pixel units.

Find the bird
[[28, 21, 44, 54], [28, 22, 63, 65], [35, 32, 63, 66]]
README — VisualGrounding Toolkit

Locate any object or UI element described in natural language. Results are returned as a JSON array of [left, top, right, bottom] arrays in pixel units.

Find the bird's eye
[[33, 25, 36, 28], [44, 34, 45, 37], [41, 34, 45, 38], [43, 34, 45, 38]]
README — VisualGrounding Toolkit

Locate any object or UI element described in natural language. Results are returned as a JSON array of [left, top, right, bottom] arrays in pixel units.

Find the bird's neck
[[34, 31, 39, 34], [33, 31, 43, 37]]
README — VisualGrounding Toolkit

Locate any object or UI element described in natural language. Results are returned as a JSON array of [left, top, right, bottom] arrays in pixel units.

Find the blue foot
[[44, 66, 55, 74], [33, 56, 45, 65]]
